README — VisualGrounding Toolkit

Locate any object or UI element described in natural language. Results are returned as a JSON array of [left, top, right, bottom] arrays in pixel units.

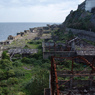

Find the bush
[[0, 87, 3, 94], [2, 87, 9, 95], [32, 51, 43, 59], [14, 69, 25, 77], [0, 80, 7, 87], [17, 92, 26, 95], [7, 77, 18, 85], [13, 61, 23, 67], [2, 51, 10, 60], [0, 69, 7, 79], [21, 57, 43, 65], [26, 69, 49, 95], [0, 59, 12, 70], [14, 54, 22, 58], [7, 70, 15, 77], [21, 57, 32, 64], [24, 45, 30, 49], [41, 62, 50, 69]]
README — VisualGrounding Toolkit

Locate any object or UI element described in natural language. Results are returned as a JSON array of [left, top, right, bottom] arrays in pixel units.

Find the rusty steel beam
[[57, 74, 95, 77], [91, 57, 95, 73], [54, 56, 95, 72], [53, 58, 60, 95], [51, 56, 95, 95], [53, 63, 60, 95], [75, 56, 95, 71], [51, 56, 55, 95]]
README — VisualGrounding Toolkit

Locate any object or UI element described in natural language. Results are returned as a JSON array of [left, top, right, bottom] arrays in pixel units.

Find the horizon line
[[0, 22, 62, 24]]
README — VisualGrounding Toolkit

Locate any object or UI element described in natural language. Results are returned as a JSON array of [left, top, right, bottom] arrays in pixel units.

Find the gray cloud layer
[[0, 0, 85, 22]]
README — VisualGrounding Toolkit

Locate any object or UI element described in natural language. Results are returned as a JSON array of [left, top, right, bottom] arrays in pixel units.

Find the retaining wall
[[66, 28, 95, 42]]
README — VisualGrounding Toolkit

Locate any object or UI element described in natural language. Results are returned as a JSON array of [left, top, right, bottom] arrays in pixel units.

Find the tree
[[0, 59, 12, 70], [26, 69, 49, 95], [2, 51, 10, 60]]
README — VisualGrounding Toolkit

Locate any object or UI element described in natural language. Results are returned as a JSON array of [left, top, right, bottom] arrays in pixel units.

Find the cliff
[[62, 3, 95, 32]]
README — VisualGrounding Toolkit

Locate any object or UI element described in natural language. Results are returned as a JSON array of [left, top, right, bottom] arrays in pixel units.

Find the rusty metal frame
[[51, 56, 95, 95]]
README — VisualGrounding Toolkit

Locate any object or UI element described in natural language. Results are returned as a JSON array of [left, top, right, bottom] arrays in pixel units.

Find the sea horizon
[[0, 22, 61, 24]]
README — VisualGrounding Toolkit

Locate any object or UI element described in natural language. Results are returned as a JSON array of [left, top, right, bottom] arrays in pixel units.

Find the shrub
[[0, 59, 12, 70], [0, 80, 7, 87], [41, 62, 50, 69], [2, 87, 9, 95], [21, 57, 41, 65], [7, 70, 15, 77], [24, 45, 30, 49], [14, 54, 22, 58], [13, 61, 23, 67], [0, 87, 3, 94], [32, 51, 43, 60], [2, 51, 10, 60], [17, 92, 26, 95], [21, 57, 32, 64], [26, 69, 49, 95], [7, 77, 18, 85], [0, 69, 7, 79], [14, 69, 25, 77]]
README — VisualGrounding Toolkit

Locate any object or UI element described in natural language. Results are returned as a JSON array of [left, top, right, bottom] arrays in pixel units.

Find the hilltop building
[[78, 0, 95, 12]]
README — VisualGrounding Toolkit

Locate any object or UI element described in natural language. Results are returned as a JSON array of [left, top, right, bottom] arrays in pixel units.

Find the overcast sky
[[0, 0, 84, 23]]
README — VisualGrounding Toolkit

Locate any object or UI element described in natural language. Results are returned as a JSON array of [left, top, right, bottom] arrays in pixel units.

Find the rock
[[8, 35, 15, 40]]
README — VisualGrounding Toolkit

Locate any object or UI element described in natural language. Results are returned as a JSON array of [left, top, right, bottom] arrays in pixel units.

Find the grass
[[6, 63, 33, 95], [25, 44, 40, 49], [83, 39, 95, 46], [42, 34, 51, 37], [24, 39, 43, 49]]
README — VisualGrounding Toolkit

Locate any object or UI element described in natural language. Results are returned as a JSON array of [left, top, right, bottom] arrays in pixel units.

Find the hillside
[[62, 6, 95, 32]]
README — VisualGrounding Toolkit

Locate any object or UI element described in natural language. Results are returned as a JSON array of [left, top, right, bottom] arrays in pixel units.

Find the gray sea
[[0, 22, 54, 41]]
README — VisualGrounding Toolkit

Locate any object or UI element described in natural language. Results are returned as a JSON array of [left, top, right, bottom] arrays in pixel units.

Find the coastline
[[0, 22, 55, 42], [0, 24, 59, 47]]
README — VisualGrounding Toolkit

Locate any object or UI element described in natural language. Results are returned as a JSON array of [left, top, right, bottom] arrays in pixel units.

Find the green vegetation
[[53, 29, 74, 42], [24, 39, 43, 49], [2, 51, 10, 60], [64, 9, 95, 32], [1, 22, 94, 95], [83, 39, 95, 46], [56, 59, 91, 71], [0, 39, 50, 95]]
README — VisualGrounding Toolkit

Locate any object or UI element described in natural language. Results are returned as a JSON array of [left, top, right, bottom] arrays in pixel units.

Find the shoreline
[[0, 24, 59, 46], [0, 22, 57, 42]]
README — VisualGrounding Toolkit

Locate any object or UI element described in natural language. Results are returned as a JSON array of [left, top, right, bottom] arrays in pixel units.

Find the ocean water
[[0, 22, 53, 41]]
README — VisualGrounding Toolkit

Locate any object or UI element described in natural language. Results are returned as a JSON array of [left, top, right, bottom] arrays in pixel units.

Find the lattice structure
[[50, 56, 95, 95]]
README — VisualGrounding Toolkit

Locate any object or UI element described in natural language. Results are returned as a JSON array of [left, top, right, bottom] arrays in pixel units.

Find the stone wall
[[66, 28, 95, 42]]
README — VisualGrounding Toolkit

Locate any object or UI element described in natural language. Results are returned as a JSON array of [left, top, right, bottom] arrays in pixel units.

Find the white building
[[85, 0, 95, 12]]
